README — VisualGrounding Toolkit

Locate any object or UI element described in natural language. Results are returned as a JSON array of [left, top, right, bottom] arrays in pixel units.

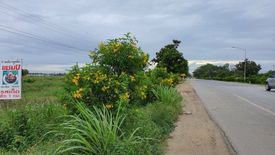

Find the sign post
[[0, 60, 22, 100]]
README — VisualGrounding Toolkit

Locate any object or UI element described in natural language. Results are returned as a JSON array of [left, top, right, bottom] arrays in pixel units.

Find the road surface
[[191, 79, 275, 155]]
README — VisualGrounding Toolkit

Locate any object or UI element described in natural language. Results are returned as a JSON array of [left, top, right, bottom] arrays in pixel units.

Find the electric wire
[[0, 25, 87, 52], [0, 2, 94, 43]]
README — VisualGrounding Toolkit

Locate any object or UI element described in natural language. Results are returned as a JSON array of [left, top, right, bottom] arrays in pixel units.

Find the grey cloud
[[0, 0, 274, 73]]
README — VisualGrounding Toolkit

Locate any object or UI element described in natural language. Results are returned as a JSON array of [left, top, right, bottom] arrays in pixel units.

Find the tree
[[234, 59, 261, 77], [22, 69, 29, 76], [152, 40, 188, 75], [193, 64, 232, 79]]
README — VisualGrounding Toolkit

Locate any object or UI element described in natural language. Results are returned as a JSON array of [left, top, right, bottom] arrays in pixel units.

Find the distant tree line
[[28, 73, 66, 76], [193, 59, 274, 84]]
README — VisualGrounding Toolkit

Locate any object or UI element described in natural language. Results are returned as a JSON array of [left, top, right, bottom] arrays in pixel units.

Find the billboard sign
[[0, 60, 22, 100]]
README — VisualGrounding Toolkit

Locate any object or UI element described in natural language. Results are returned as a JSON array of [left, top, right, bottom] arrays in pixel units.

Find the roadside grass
[[0, 77, 184, 155], [121, 86, 183, 155], [53, 102, 142, 155], [50, 86, 183, 155]]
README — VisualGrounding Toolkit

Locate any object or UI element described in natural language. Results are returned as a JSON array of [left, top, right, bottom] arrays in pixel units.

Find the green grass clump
[[122, 86, 183, 155], [54, 103, 141, 155]]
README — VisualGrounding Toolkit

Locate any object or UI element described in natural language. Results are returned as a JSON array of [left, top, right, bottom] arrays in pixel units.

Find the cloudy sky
[[0, 0, 275, 73]]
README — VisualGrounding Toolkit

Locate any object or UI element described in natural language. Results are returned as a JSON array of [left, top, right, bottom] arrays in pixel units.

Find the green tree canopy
[[234, 59, 261, 76], [152, 40, 188, 75]]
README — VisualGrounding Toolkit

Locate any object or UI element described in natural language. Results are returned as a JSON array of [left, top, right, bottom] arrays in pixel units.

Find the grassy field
[[0, 76, 66, 154], [0, 76, 64, 109]]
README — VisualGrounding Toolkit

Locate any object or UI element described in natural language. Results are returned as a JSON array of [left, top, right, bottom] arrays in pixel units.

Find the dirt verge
[[165, 81, 234, 155]]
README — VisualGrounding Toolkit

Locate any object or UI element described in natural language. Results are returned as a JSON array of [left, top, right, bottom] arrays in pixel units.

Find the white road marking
[[233, 94, 275, 117]]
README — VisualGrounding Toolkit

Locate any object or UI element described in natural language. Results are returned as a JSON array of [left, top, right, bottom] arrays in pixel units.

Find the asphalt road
[[191, 79, 275, 155]]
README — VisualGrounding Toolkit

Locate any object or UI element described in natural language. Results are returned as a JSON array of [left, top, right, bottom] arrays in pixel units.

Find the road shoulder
[[165, 80, 234, 155]]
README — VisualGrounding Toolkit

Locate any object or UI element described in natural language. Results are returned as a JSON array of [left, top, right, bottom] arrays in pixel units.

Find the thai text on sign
[[0, 60, 22, 100]]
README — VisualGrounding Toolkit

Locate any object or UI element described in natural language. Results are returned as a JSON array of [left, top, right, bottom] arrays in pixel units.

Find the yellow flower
[[120, 92, 130, 101], [73, 88, 83, 99], [95, 73, 107, 82], [167, 78, 173, 85], [113, 43, 122, 52], [99, 42, 105, 49], [93, 80, 99, 84], [143, 54, 148, 63], [180, 73, 186, 78], [72, 73, 81, 85], [140, 91, 146, 100], [114, 88, 119, 94], [73, 92, 81, 99], [131, 43, 136, 48], [72, 78, 78, 85], [130, 75, 135, 81], [162, 78, 173, 86], [105, 104, 113, 109], [84, 76, 90, 80], [101, 86, 108, 92]]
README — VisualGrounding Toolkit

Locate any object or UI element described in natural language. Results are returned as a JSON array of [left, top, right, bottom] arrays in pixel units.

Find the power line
[[0, 25, 87, 52], [0, 2, 79, 38], [0, 2, 94, 43], [0, 34, 85, 56]]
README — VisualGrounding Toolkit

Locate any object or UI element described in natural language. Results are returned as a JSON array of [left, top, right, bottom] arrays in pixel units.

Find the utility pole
[[244, 49, 247, 82], [232, 46, 247, 82]]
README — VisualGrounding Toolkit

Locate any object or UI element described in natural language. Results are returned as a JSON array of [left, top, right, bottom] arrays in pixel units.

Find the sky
[[0, 0, 275, 73]]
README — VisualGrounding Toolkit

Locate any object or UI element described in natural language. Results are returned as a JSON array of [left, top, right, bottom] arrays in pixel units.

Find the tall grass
[[0, 103, 66, 152], [122, 86, 183, 154], [152, 86, 182, 106], [54, 103, 141, 155]]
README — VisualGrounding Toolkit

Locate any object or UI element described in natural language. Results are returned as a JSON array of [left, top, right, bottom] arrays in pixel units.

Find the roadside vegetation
[[193, 59, 275, 84], [0, 34, 188, 154]]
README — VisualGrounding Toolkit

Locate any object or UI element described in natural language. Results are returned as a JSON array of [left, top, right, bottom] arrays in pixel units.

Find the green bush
[[64, 65, 129, 111], [148, 67, 179, 87], [23, 77, 36, 83], [64, 34, 151, 111], [64, 35, 182, 111], [90, 33, 148, 75]]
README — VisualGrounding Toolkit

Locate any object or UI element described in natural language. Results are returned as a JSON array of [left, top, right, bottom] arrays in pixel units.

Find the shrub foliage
[[64, 34, 179, 111]]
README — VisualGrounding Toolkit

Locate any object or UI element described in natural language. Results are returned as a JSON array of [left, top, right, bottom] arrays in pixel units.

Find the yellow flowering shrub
[[64, 34, 181, 112], [89, 33, 148, 75], [148, 67, 180, 87]]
